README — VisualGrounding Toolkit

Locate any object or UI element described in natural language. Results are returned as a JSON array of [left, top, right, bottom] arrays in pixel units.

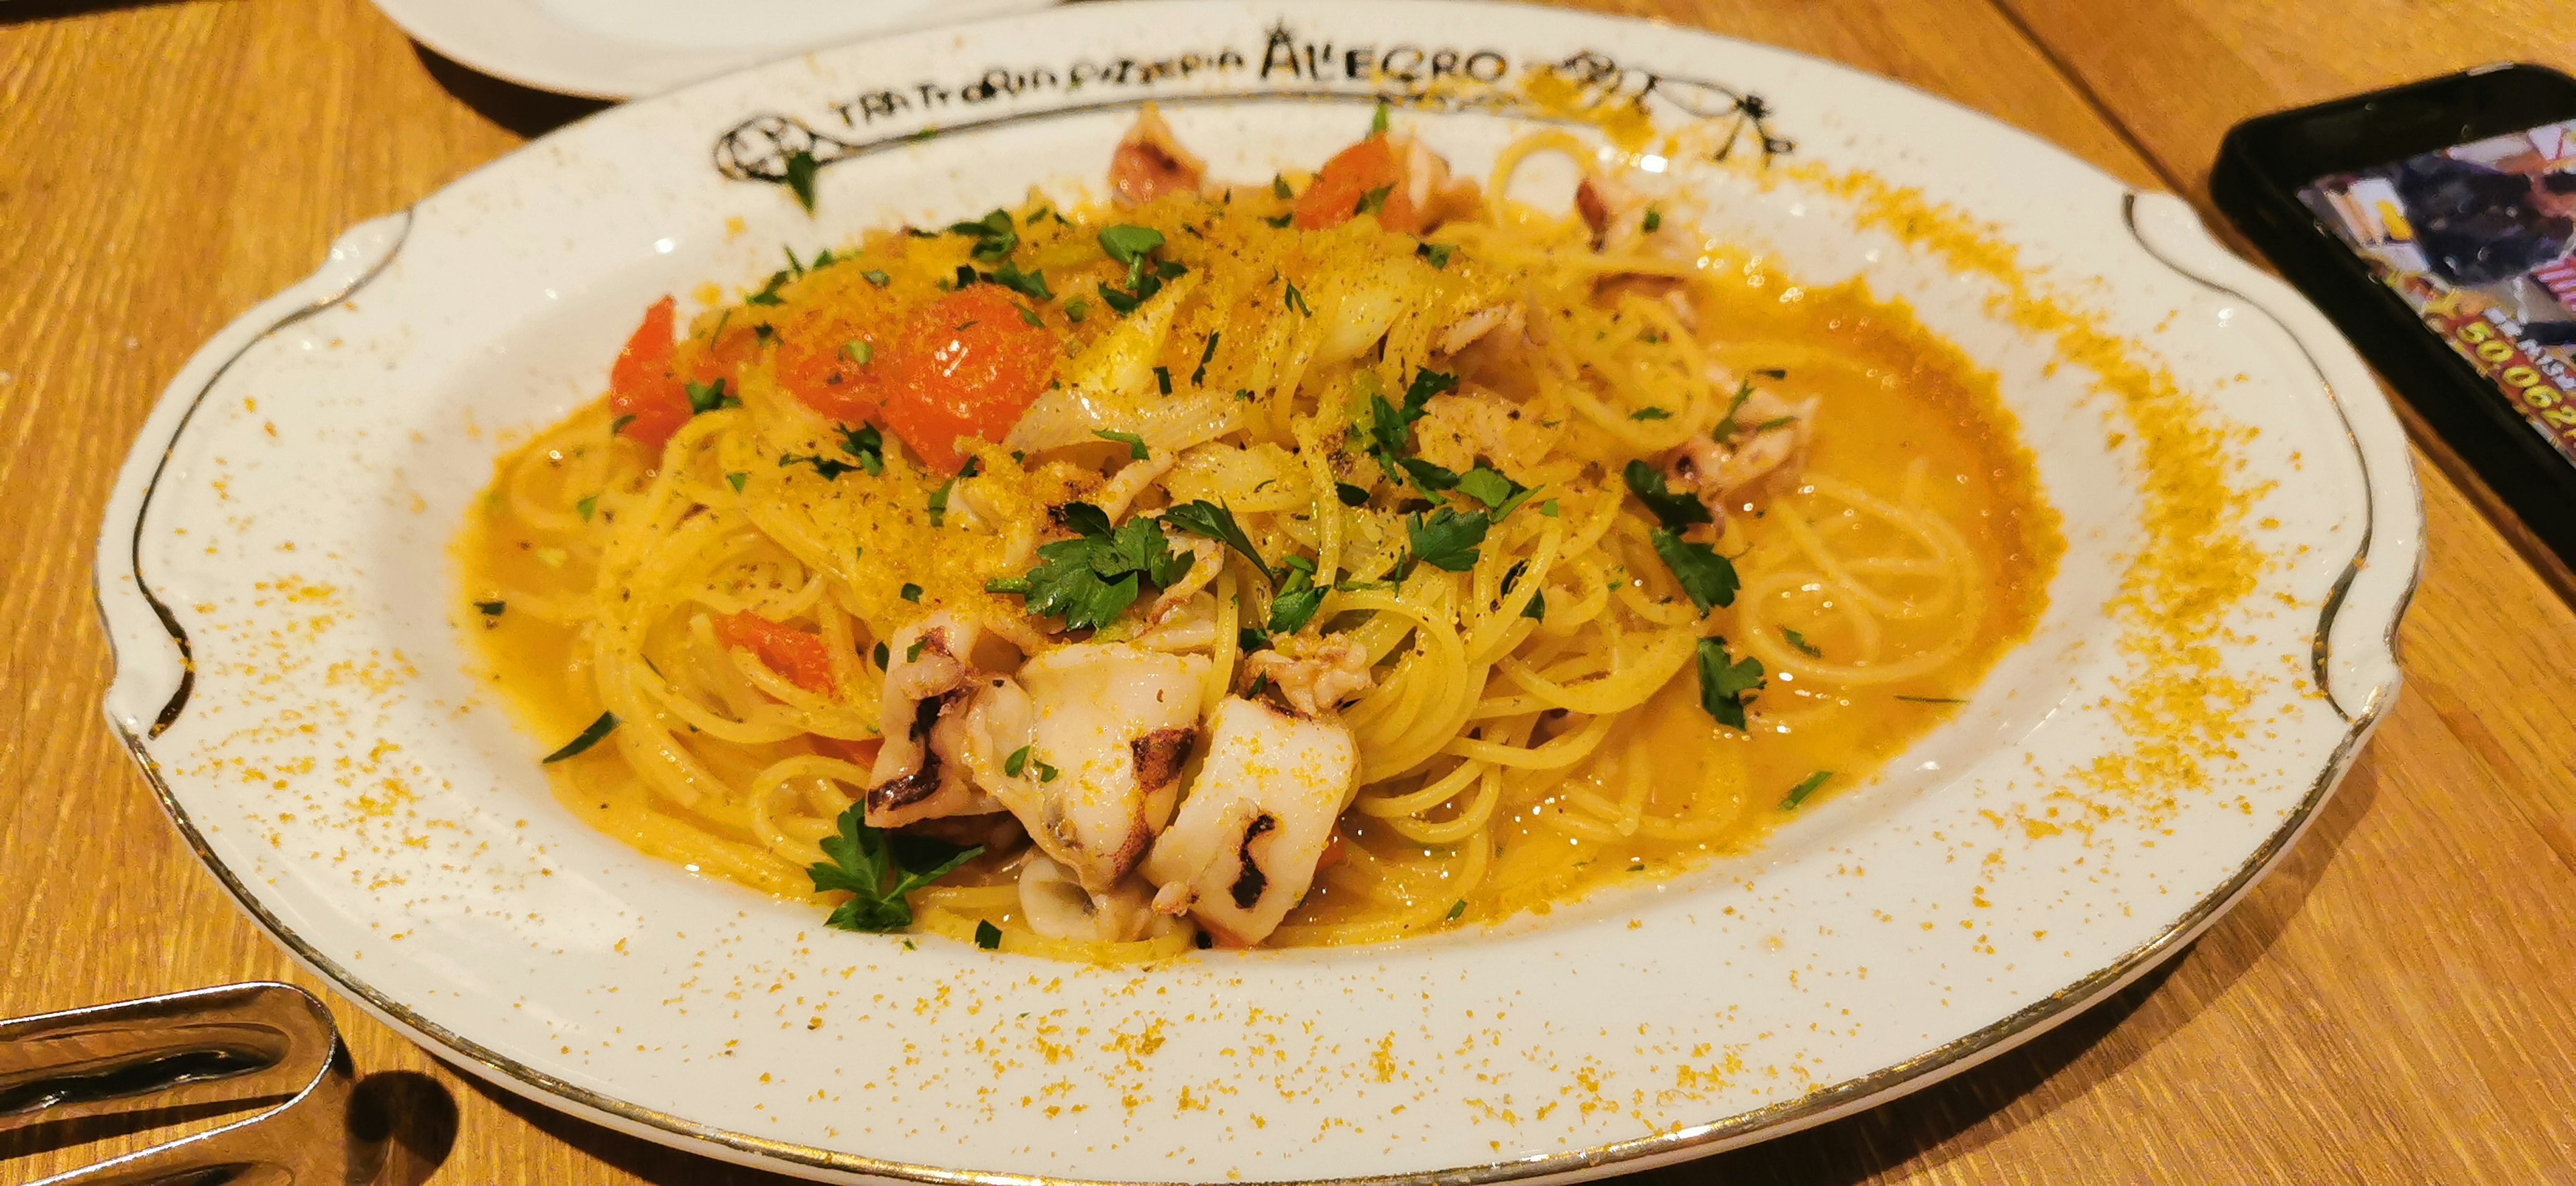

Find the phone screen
[[2300, 119, 2576, 464]]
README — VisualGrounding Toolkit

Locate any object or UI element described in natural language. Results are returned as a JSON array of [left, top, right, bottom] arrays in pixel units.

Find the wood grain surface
[[4, 1, 2573, 1182]]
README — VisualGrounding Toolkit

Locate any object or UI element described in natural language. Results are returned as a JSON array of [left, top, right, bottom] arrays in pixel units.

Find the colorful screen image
[[2302, 118, 2576, 464]]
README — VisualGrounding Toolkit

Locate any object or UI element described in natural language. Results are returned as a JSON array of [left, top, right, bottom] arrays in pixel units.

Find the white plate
[[372, 0, 1059, 99], [96, 2, 2420, 1181]]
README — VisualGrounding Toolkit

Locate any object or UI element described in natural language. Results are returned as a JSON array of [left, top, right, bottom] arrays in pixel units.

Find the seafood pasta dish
[[459, 105, 2061, 961]]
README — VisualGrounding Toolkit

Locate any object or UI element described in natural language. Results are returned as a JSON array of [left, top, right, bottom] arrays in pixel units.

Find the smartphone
[[2214, 63, 2576, 571]]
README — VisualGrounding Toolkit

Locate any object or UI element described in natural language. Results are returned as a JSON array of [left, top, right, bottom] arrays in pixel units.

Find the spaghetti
[[458, 108, 2060, 960]]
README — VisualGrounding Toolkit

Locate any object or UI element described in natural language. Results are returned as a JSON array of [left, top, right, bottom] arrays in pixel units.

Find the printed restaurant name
[[712, 21, 1789, 188], [828, 24, 1515, 126]]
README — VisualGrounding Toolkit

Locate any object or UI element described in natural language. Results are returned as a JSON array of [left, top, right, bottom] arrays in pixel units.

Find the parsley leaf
[[1097, 224, 1165, 267], [1371, 100, 1391, 136], [1643, 207, 1662, 233], [840, 423, 885, 475], [1192, 333, 1220, 386], [808, 802, 983, 932], [1266, 555, 1326, 635], [984, 502, 1193, 631], [1162, 500, 1273, 582], [725, 472, 748, 493], [1283, 282, 1311, 316], [1407, 506, 1491, 572], [1355, 184, 1392, 216], [1779, 769, 1831, 810], [784, 150, 820, 213], [1417, 241, 1452, 268], [861, 269, 891, 286], [779, 451, 857, 480], [685, 378, 739, 415], [1004, 745, 1032, 778], [947, 208, 1017, 261], [1695, 638, 1764, 731], [1454, 465, 1535, 518], [1095, 225, 1181, 311], [1094, 429, 1150, 460], [1273, 175, 1295, 200], [1622, 460, 1709, 529], [1335, 482, 1371, 507], [575, 494, 597, 521], [1366, 370, 1462, 498], [474, 600, 506, 616], [541, 712, 619, 763], [1782, 627, 1821, 657], [1631, 407, 1672, 421], [975, 920, 1004, 950], [991, 259, 1051, 300], [1651, 528, 1740, 613]]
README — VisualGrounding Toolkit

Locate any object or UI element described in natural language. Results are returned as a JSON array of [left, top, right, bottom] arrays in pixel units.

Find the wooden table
[[6, 0, 2574, 1181]]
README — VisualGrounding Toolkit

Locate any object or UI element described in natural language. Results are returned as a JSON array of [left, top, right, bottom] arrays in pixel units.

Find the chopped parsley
[[1191, 333, 1220, 386], [841, 340, 873, 367], [975, 920, 1004, 950], [1896, 694, 1969, 705], [1266, 555, 1326, 635], [808, 802, 982, 932], [898, 582, 922, 602], [1163, 500, 1274, 581], [991, 259, 1051, 301], [610, 413, 636, 435], [946, 208, 1018, 261], [1406, 506, 1491, 572], [1355, 184, 1392, 217], [1335, 482, 1371, 507], [541, 712, 619, 763], [1094, 429, 1150, 460], [1780, 770, 1831, 810], [1273, 174, 1294, 199], [1004, 745, 1032, 777], [474, 600, 506, 616], [1417, 242, 1453, 268], [906, 637, 926, 663], [1630, 407, 1672, 421], [684, 378, 739, 415], [575, 494, 598, 521], [784, 150, 820, 213], [861, 269, 891, 286], [1371, 100, 1392, 136], [1016, 305, 1044, 327], [725, 472, 748, 493], [1651, 529, 1739, 613], [1695, 638, 1764, 731], [1365, 369, 1463, 497], [984, 501, 1195, 631], [1782, 627, 1821, 657], [1454, 465, 1536, 518], [1283, 282, 1311, 317], [1643, 207, 1662, 233], [1444, 900, 1466, 921], [1034, 760, 1060, 783], [1096, 225, 1185, 313], [1621, 459, 1711, 529], [1153, 365, 1173, 395], [1063, 299, 1089, 323]]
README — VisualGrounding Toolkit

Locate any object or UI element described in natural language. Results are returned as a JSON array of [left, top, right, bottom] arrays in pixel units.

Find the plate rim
[[93, 3, 2425, 1181]]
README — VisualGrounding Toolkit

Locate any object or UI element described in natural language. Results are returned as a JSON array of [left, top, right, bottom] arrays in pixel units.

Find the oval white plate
[[97, 2, 2420, 1181], [372, 0, 1059, 99]]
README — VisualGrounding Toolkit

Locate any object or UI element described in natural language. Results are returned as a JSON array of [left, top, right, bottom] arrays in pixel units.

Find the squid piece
[[1109, 103, 1206, 205], [1141, 696, 1358, 946], [1016, 855, 1171, 944], [994, 643, 1212, 893], [1240, 637, 1374, 717], [1667, 386, 1819, 523], [863, 614, 1028, 828]]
